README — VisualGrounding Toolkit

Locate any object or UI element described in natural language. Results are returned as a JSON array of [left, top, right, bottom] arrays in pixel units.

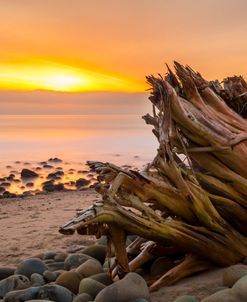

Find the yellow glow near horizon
[[0, 62, 146, 92]]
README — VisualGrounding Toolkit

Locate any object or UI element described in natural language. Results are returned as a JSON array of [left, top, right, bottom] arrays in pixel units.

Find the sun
[[43, 74, 87, 92]]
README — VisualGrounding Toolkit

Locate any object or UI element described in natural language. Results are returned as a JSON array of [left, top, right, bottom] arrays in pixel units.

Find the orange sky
[[1, 0, 247, 92]]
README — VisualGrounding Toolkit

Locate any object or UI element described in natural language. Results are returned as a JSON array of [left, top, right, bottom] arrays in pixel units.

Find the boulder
[[201, 288, 238, 302], [78, 278, 105, 298], [232, 275, 247, 301], [75, 178, 90, 188], [0, 274, 30, 298], [56, 271, 81, 294]]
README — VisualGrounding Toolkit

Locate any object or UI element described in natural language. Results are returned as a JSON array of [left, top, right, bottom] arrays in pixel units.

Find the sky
[[1, 0, 247, 113]]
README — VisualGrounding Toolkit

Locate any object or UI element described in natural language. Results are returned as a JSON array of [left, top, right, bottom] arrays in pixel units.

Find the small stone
[[21, 169, 39, 179], [0, 274, 31, 298], [31, 273, 45, 286], [222, 264, 247, 287], [89, 273, 112, 286], [4, 286, 40, 302], [48, 157, 63, 163], [43, 251, 58, 260], [15, 258, 48, 278], [76, 259, 103, 278], [64, 254, 92, 270], [56, 271, 81, 294], [201, 288, 237, 302], [54, 252, 68, 262], [46, 261, 65, 271], [75, 178, 90, 188], [43, 270, 57, 282], [26, 182, 34, 187], [78, 278, 105, 298], [82, 245, 107, 265], [43, 164, 53, 169], [94, 272, 149, 302], [174, 296, 199, 302], [150, 257, 174, 277], [38, 284, 74, 302], [232, 274, 247, 300], [0, 267, 15, 281], [72, 293, 93, 302], [0, 187, 5, 193], [128, 299, 149, 302]]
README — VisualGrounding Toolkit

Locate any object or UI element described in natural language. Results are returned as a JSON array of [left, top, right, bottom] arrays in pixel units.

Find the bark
[[60, 63, 247, 291]]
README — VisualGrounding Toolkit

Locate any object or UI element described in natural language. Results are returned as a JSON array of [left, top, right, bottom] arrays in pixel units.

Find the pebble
[[82, 245, 107, 264], [94, 272, 150, 302], [30, 273, 45, 286], [46, 261, 65, 271], [89, 273, 112, 286], [222, 264, 247, 287], [0, 267, 15, 281], [201, 288, 237, 302], [72, 293, 93, 302], [20, 169, 39, 179], [232, 274, 247, 301], [76, 259, 103, 278], [54, 252, 68, 262], [75, 178, 90, 188], [43, 251, 58, 260], [0, 274, 31, 298], [150, 257, 174, 277], [78, 278, 105, 298], [4, 286, 40, 302], [56, 271, 81, 294], [64, 254, 92, 270], [43, 270, 57, 283], [174, 296, 199, 302], [15, 258, 48, 278]]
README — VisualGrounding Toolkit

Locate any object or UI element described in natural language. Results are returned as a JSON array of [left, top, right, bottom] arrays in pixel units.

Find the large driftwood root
[[60, 62, 247, 291]]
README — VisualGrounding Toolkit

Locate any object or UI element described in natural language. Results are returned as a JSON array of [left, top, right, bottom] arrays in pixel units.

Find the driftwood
[[60, 62, 247, 291]]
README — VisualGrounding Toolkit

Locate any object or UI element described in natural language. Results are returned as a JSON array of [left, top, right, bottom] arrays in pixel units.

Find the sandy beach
[[0, 189, 225, 302]]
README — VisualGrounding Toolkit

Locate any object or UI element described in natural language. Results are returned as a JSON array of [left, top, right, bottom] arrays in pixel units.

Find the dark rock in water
[[26, 182, 34, 187], [43, 164, 53, 169], [24, 162, 31, 165], [0, 267, 15, 281], [21, 169, 39, 179], [47, 171, 64, 180], [15, 161, 21, 164], [78, 278, 105, 298], [56, 166, 63, 170], [2, 191, 16, 198], [64, 254, 92, 270], [0, 182, 11, 187], [36, 167, 42, 171], [0, 187, 5, 193], [75, 178, 90, 188], [13, 179, 21, 183], [0, 274, 31, 298], [0, 178, 6, 182], [222, 264, 247, 287], [6, 165, 12, 169], [15, 258, 48, 278], [76, 259, 103, 278], [72, 292, 93, 302], [94, 272, 150, 302], [48, 157, 63, 163], [89, 273, 113, 286], [82, 245, 107, 265], [42, 182, 64, 192], [56, 271, 81, 294]]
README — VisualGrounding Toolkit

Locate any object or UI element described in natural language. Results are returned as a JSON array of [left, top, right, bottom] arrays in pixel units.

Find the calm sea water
[[0, 115, 157, 171]]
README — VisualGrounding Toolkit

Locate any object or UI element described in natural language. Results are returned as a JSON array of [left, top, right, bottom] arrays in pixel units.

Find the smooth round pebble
[[82, 245, 107, 264], [76, 259, 103, 278], [64, 254, 92, 270], [31, 273, 45, 286], [232, 274, 247, 300], [43, 270, 58, 282], [150, 257, 174, 277], [222, 264, 247, 287], [15, 258, 48, 278], [89, 273, 112, 286], [4, 286, 41, 302], [94, 272, 150, 302], [54, 252, 68, 262], [43, 251, 58, 260], [56, 271, 81, 294], [38, 284, 74, 302], [46, 261, 65, 271], [201, 288, 237, 302], [78, 278, 105, 298], [0, 274, 31, 298], [174, 295, 199, 302], [72, 293, 93, 302]]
